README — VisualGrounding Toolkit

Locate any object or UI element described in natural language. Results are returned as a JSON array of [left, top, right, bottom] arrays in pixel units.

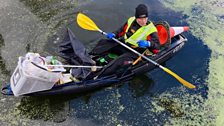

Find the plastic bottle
[[99, 57, 108, 65], [51, 56, 57, 65], [46, 56, 56, 65]]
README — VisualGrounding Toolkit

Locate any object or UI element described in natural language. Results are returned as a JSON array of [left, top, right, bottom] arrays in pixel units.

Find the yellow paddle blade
[[161, 66, 196, 89], [77, 13, 100, 31]]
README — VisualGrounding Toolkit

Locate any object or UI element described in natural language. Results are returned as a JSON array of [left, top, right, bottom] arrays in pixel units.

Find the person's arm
[[113, 22, 128, 38], [106, 22, 128, 39]]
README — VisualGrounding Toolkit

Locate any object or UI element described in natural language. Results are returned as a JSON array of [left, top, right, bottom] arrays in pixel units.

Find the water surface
[[0, 0, 213, 125]]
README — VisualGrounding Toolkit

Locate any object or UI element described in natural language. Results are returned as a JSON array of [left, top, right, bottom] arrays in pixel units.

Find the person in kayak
[[88, 4, 161, 78]]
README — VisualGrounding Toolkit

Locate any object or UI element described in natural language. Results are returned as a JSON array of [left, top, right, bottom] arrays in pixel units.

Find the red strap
[[152, 49, 159, 54]]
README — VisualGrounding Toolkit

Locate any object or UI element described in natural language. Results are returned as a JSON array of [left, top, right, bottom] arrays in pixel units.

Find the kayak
[[1, 21, 189, 96], [28, 33, 187, 96]]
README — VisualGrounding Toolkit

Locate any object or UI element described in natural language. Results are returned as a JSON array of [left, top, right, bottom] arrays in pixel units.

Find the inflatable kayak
[[31, 34, 188, 96], [1, 20, 190, 96]]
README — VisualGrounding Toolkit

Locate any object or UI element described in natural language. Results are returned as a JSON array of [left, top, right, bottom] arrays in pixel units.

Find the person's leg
[[97, 52, 137, 77]]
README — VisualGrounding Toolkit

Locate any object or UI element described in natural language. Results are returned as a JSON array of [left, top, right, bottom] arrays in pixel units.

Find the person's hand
[[137, 40, 151, 48], [106, 33, 115, 39]]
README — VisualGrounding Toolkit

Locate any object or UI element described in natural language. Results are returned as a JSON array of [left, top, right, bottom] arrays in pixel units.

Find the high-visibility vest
[[124, 17, 157, 47]]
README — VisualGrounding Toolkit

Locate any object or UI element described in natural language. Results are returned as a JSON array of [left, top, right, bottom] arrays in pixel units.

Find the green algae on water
[[160, 0, 224, 125]]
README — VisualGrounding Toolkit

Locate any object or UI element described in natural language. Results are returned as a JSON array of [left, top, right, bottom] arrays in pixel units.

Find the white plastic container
[[10, 57, 61, 96]]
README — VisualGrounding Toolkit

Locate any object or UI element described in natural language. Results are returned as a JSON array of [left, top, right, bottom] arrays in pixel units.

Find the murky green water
[[161, 0, 224, 125], [0, 0, 222, 125]]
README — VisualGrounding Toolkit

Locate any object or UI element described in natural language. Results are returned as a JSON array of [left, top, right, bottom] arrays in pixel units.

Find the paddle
[[77, 13, 196, 89]]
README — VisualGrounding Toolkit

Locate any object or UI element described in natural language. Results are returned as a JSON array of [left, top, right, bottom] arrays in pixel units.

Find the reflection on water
[[128, 74, 154, 98]]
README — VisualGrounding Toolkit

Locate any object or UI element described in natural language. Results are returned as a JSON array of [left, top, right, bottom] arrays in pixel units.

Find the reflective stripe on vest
[[124, 17, 157, 47]]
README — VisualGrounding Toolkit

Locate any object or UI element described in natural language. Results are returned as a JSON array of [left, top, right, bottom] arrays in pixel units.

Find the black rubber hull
[[29, 34, 187, 96]]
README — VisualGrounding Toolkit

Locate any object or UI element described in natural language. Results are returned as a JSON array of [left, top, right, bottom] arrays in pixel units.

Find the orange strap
[[132, 50, 152, 65]]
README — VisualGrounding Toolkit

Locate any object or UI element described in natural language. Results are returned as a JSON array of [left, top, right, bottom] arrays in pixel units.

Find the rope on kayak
[[1, 83, 13, 95]]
